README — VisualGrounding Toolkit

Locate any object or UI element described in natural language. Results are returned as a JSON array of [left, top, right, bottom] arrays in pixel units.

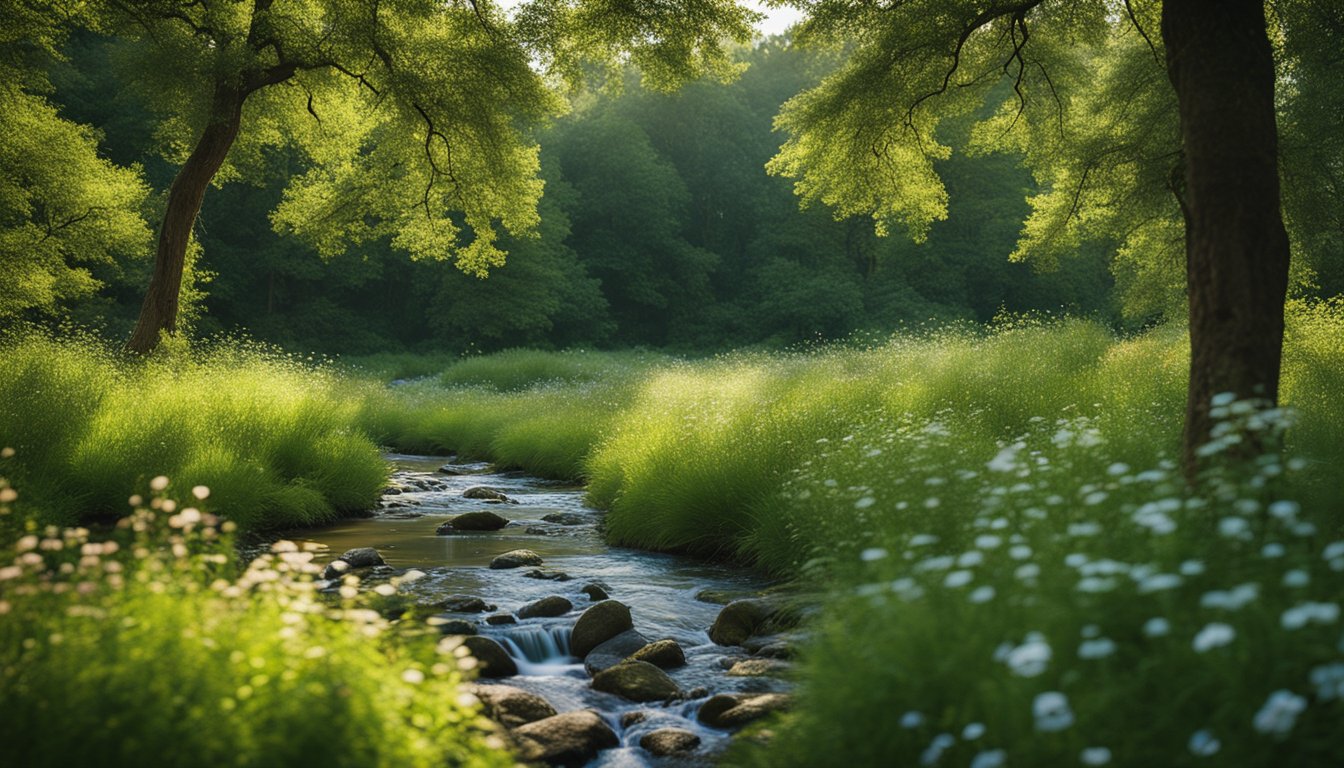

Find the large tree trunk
[[1162, 0, 1291, 477], [126, 81, 245, 353]]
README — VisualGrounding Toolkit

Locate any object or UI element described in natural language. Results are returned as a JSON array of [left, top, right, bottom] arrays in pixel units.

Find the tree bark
[[126, 80, 246, 353], [1162, 0, 1291, 477]]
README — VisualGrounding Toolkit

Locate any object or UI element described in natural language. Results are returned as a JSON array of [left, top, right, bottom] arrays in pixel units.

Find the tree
[[0, 1, 151, 321], [77, 0, 757, 352], [769, 0, 1300, 475]]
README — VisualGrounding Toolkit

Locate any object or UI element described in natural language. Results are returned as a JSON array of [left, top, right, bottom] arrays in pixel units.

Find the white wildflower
[[1192, 623, 1236, 652], [1252, 689, 1307, 736], [1033, 691, 1075, 732]]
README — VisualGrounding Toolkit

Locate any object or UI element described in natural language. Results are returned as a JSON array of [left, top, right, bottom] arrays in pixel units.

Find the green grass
[[0, 487, 510, 768], [0, 332, 388, 530]]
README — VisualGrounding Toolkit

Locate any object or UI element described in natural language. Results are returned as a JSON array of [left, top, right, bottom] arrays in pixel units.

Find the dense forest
[[23, 33, 1119, 353], [3, 1, 1344, 767]]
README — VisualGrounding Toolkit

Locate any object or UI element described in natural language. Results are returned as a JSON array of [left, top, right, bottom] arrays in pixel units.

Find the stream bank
[[287, 454, 802, 766]]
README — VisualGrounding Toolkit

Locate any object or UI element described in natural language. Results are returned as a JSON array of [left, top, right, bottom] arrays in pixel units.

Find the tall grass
[[0, 481, 509, 767], [0, 332, 388, 529]]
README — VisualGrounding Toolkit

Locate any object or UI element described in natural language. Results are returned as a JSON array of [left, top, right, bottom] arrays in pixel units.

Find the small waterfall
[[497, 626, 576, 674]]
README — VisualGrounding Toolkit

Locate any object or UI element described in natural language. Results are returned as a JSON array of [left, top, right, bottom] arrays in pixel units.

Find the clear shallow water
[[288, 454, 787, 766]]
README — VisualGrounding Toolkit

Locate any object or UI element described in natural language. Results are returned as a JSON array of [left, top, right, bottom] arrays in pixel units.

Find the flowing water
[[287, 454, 789, 766]]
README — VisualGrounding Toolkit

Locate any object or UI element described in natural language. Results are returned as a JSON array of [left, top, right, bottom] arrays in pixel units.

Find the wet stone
[[461, 636, 517, 678], [432, 618, 478, 635], [431, 595, 496, 613], [591, 660, 683, 702], [698, 693, 792, 729], [485, 613, 517, 626], [620, 710, 650, 728], [541, 512, 587, 526], [439, 461, 494, 475], [640, 728, 701, 757], [490, 549, 544, 569], [583, 629, 649, 676], [727, 658, 792, 677], [463, 486, 516, 503], [570, 600, 633, 658], [580, 583, 610, 601], [321, 547, 384, 580], [518, 595, 573, 619], [513, 710, 618, 766], [436, 510, 510, 533], [464, 683, 557, 728], [523, 569, 572, 581], [627, 638, 686, 670]]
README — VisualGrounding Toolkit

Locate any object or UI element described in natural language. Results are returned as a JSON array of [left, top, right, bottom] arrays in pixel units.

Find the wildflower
[[1252, 689, 1307, 736], [1179, 560, 1206, 576], [1078, 638, 1117, 659], [958, 551, 984, 567], [1192, 623, 1236, 652], [1142, 618, 1171, 638], [1076, 577, 1117, 593], [969, 586, 996, 604], [970, 750, 1006, 768], [944, 570, 973, 588], [962, 722, 985, 740], [1260, 543, 1285, 558], [1009, 545, 1032, 560], [919, 733, 955, 766], [1310, 663, 1344, 701], [855, 496, 876, 510], [988, 442, 1025, 472], [1137, 573, 1182, 593], [909, 534, 939, 547], [1218, 517, 1251, 540], [1106, 462, 1129, 477], [1282, 569, 1310, 588], [1188, 729, 1220, 756], [1280, 602, 1339, 630], [150, 475, 169, 492], [1015, 563, 1041, 581], [1267, 500, 1300, 521], [1200, 583, 1259, 611], [401, 668, 425, 684], [900, 711, 925, 729], [860, 547, 888, 562], [1081, 747, 1112, 766], [1033, 691, 1075, 732], [1003, 634, 1052, 677], [1082, 492, 1108, 507], [975, 534, 1002, 549], [1291, 521, 1317, 537], [1069, 522, 1102, 536]]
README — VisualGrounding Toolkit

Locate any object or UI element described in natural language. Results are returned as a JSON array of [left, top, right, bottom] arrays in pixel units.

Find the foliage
[[0, 481, 510, 767], [0, 330, 387, 529], [0, 2, 152, 320]]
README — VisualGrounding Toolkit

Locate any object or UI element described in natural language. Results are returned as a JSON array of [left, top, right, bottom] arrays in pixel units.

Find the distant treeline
[[45, 35, 1117, 354]]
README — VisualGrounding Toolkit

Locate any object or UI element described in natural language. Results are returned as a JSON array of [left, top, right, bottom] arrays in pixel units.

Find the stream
[[287, 454, 792, 766]]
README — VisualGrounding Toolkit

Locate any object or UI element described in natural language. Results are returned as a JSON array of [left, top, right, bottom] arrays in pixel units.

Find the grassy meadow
[[2, 300, 1343, 766]]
